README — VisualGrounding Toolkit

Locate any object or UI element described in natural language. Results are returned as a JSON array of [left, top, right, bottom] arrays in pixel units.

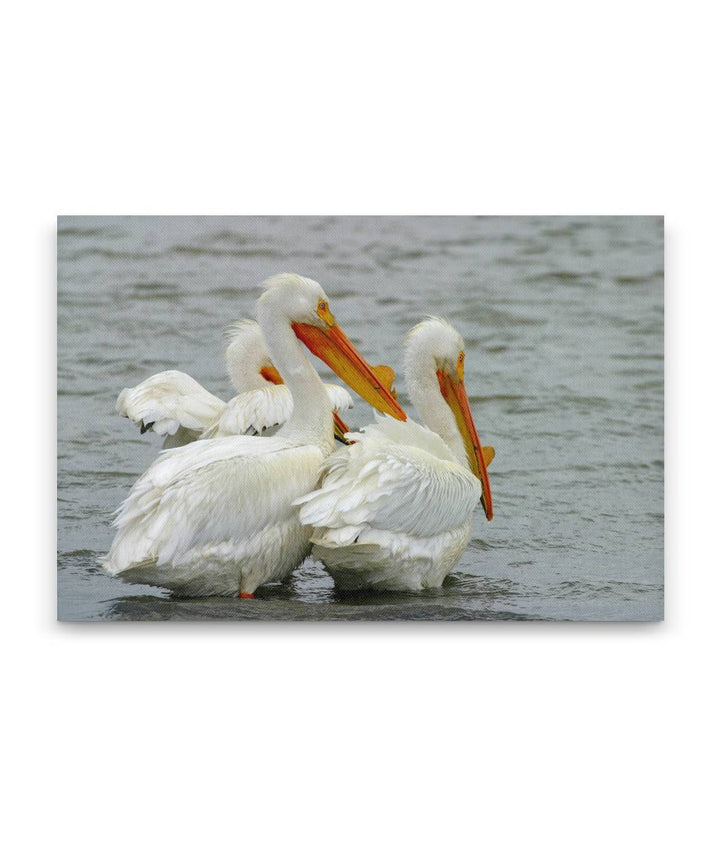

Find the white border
[[4, 2, 715, 854]]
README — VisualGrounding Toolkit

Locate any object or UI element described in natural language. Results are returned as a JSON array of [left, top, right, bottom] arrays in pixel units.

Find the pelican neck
[[261, 319, 334, 453]]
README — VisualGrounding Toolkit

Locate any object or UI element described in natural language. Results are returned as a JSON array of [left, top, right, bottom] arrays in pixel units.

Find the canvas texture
[[57, 215, 663, 621]]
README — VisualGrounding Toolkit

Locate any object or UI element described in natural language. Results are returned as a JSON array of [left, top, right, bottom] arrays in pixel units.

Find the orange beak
[[372, 364, 397, 399], [436, 368, 493, 521], [292, 322, 406, 421], [332, 411, 353, 444], [260, 365, 284, 385]]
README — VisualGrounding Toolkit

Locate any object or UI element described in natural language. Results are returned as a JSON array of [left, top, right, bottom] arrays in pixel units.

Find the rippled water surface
[[57, 216, 663, 621]]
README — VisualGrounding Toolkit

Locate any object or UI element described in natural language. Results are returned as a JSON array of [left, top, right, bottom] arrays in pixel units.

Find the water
[[57, 215, 663, 621]]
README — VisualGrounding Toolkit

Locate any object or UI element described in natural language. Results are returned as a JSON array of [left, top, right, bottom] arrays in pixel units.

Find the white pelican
[[296, 317, 493, 591], [115, 320, 355, 447], [102, 274, 406, 597]]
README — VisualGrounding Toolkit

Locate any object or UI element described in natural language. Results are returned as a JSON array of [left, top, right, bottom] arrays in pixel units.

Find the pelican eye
[[457, 351, 465, 380], [316, 299, 335, 326]]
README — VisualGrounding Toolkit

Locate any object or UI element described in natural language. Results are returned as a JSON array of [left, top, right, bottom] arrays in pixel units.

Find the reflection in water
[[103, 568, 538, 622]]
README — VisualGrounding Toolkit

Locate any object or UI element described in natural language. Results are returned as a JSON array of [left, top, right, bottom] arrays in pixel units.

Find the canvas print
[[57, 216, 663, 621]]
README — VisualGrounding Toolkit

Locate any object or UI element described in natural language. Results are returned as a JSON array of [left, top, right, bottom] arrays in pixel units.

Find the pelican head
[[257, 274, 333, 327], [257, 274, 406, 421], [223, 320, 283, 392], [405, 316, 493, 520]]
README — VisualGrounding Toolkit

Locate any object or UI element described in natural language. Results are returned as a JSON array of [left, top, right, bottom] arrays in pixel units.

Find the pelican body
[[115, 320, 353, 447], [103, 274, 406, 597], [297, 317, 493, 591]]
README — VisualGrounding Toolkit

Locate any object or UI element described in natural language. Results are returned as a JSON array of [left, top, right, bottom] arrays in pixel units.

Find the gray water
[[57, 215, 663, 621]]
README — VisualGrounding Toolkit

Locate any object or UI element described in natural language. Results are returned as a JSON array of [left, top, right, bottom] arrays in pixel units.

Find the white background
[[2, 1, 717, 854]]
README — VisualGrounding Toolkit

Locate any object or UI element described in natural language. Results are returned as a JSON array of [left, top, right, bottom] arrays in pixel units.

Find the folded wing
[[296, 416, 482, 545], [104, 435, 325, 574], [201, 383, 354, 439], [115, 370, 226, 440]]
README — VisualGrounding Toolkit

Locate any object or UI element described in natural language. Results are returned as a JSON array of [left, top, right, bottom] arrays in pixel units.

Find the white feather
[[115, 370, 226, 439], [298, 416, 480, 540], [223, 320, 274, 394], [200, 383, 353, 439], [117, 323, 354, 445], [295, 318, 489, 591], [325, 384, 354, 414], [103, 435, 326, 595], [104, 274, 370, 597]]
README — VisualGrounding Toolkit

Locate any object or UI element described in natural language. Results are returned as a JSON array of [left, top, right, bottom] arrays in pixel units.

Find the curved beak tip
[[293, 321, 406, 421]]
